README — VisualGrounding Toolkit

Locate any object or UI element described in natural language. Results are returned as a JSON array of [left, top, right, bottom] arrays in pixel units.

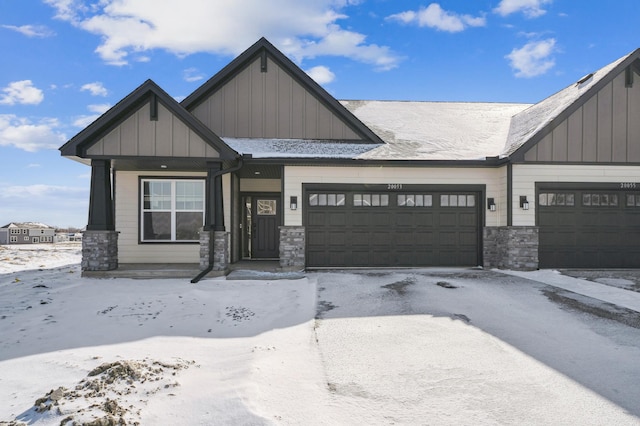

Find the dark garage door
[[538, 188, 640, 268], [305, 187, 481, 267]]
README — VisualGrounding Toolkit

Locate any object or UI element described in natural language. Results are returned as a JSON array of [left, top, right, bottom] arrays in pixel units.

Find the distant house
[[0, 222, 56, 245], [60, 38, 640, 277]]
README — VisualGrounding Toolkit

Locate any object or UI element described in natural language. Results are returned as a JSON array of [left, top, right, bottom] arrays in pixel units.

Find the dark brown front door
[[252, 198, 280, 258]]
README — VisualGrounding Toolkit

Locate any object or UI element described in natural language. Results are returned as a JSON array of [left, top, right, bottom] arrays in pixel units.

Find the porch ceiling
[[235, 164, 282, 179]]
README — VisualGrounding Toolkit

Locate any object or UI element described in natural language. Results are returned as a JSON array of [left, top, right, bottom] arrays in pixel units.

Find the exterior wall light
[[290, 196, 298, 210], [487, 198, 496, 211], [520, 196, 530, 210]]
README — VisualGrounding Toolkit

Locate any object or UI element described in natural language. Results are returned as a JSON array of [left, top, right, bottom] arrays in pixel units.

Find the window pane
[[415, 195, 423, 207], [610, 194, 618, 206], [328, 194, 336, 206], [362, 194, 371, 206], [257, 200, 277, 215], [309, 194, 318, 206], [557, 193, 565, 206], [337, 194, 345, 206], [398, 194, 406, 206], [381, 194, 389, 206], [449, 195, 458, 207], [354, 194, 363, 206], [582, 193, 591, 206], [143, 212, 171, 240], [458, 195, 467, 207], [144, 181, 171, 210], [176, 181, 204, 210], [467, 195, 475, 207], [372, 194, 380, 206], [424, 195, 433, 207], [566, 194, 575, 206], [176, 212, 203, 240], [539, 193, 548, 206], [440, 195, 449, 207], [627, 194, 635, 207], [318, 194, 327, 206]]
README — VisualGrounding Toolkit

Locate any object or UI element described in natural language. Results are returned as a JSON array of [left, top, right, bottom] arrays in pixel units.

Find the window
[[141, 179, 205, 242], [10, 229, 20, 234], [257, 200, 277, 215], [397, 194, 433, 207], [539, 192, 575, 206], [626, 194, 640, 207], [309, 193, 345, 207], [440, 194, 476, 207], [10, 236, 17, 243], [354, 193, 389, 207], [24, 236, 29, 241], [582, 193, 618, 207]]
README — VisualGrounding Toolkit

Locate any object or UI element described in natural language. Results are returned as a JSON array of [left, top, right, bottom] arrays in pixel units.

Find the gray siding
[[524, 69, 640, 162], [87, 102, 220, 158], [191, 57, 362, 140]]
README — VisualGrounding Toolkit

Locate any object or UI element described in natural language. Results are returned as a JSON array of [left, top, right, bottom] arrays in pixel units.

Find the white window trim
[[140, 178, 205, 243]]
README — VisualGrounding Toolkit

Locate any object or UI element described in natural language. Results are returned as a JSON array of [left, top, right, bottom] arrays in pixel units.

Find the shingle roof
[[1, 222, 54, 229]]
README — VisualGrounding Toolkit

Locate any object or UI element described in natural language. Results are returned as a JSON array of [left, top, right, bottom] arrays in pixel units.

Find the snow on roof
[[503, 50, 634, 157], [2, 222, 54, 229], [343, 100, 530, 160], [223, 138, 381, 159]]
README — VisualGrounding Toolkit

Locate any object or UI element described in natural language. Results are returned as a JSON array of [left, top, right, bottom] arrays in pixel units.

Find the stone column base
[[82, 230, 118, 271], [483, 226, 538, 271], [279, 226, 305, 270], [199, 229, 229, 272]]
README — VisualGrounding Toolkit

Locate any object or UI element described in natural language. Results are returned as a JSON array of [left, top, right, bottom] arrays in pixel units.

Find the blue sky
[[1, 0, 639, 228]]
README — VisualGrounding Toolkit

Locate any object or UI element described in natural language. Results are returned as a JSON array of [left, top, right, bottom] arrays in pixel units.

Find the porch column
[[83, 159, 117, 272], [205, 162, 225, 232]]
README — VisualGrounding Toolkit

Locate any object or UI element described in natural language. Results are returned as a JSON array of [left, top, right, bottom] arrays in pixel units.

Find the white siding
[[116, 170, 206, 264], [283, 166, 505, 227], [512, 164, 640, 225]]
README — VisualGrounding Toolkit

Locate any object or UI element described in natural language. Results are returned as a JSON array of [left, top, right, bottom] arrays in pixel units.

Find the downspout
[[191, 157, 244, 283], [507, 162, 513, 226]]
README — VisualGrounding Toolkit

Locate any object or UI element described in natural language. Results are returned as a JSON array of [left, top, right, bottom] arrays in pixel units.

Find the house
[[0, 222, 56, 245], [60, 38, 640, 278]]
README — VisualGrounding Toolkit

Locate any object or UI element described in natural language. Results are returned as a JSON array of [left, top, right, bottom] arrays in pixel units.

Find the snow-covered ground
[[1, 243, 640, 425]]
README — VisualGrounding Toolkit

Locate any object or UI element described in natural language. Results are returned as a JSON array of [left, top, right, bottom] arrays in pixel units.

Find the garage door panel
[[539, 189, 640, 268], [306, 189, 480, 267]]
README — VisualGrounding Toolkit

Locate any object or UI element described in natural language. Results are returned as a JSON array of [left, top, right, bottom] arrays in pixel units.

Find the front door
[[252, 197, 280, 258]]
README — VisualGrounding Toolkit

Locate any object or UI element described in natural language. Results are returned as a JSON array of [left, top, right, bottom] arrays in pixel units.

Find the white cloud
[[87, 103, 111, 114], [1, 24, 55, 37], [43, 0, 401, 70], [494, 0, 552, 18], [80, 82, 108, 96], [386, 3, 486, 33], [306, 65, 336, 85], [72, 103, 111, 128], [0, 114, 66, 152], [0, 80, 44, 105], [183, 68, 205, 83], [0, 184, 85, 199], [506, 39, 556, 77]]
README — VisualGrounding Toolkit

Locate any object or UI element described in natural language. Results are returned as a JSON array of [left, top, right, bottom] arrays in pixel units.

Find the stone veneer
[[483, 226, 539, 271], [199, 229, 229, 272], [82, 230, 118, 271], [279, 226, 305, 270]]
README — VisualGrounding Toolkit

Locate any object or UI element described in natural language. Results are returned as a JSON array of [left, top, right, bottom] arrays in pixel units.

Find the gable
[[505, 50, 640, 163], [522, 66, 640, 162], [183, 38, 383, 144], [86, 100, 221, 159]]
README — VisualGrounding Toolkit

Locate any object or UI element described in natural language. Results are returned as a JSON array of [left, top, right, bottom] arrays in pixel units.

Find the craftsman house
[[60, 38, 640, 278], [0, 222, 55, 244]]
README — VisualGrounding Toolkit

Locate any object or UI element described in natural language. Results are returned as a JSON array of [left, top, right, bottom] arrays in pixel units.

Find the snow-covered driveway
[[311, 270, 640, 425], [1, 246, 640, 425]]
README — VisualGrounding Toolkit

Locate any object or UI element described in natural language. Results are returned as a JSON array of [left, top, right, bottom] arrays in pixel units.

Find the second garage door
[[305, 185, 482, 267]]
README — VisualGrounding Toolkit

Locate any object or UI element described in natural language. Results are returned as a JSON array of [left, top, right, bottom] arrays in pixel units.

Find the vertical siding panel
[[304, 94, 318, 139], [172, 116, 189, 157], [552, 120, 568, 161], [191, 102, 209, 129], [612, 72, 628, 162], [537, 133, 553, 161], [264, 59, 278, 137], [597, 82, 613, 161], [250, 59, 264, 137], [582, 95, 598, 161], [628, 70, 640, 161], [235, 66, 250, 137], [120, 110, 139, 155], [277, 68, 292, 137], [210, 93, 224, 135], [524, 145, 538, 161], [316, 101, 332, 139], [567, 108, 583, 161], [224, 81, 238, 136], [156, 104, 172, 156], [139, 102, 156, 156], [290, 79, 305, 137]]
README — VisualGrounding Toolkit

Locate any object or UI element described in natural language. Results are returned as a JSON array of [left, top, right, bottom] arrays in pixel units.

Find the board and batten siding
[[191, 57, 361, 141], [283, 166, 504, 227], [511, 164, 640, 226], [87, 102, 220, 158], [524, 69, 640, 162]]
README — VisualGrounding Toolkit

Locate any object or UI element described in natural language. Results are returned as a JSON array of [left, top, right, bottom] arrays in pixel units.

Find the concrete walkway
[[500, 269, 640, 313]]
